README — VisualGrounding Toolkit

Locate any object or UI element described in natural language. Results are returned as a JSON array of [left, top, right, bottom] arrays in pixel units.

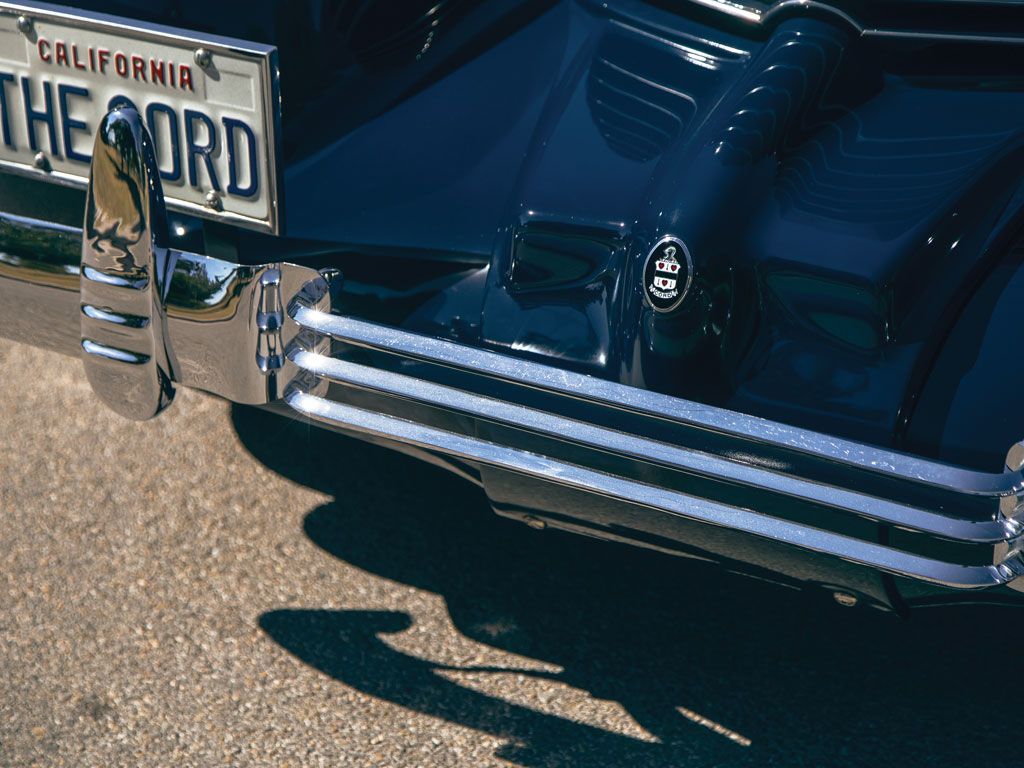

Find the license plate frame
[[0, 1, 282, 234]]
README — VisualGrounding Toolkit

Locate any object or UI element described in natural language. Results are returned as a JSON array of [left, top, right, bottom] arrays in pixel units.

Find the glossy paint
[[6, 197, 1024, 607], [30, 3, 1024, 469], [5, 0, 1024, 607], [146, 0, 1024, 473]]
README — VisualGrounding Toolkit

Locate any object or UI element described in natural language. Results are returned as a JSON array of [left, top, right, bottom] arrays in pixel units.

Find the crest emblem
[[642, 237, 692, 313]]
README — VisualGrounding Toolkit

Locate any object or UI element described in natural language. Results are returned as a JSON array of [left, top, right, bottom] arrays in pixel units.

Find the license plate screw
[[194, 48, 213, 69], [203, 190, 222, 211], [16, 15, 32, 35], [32, 152, 50, 172]]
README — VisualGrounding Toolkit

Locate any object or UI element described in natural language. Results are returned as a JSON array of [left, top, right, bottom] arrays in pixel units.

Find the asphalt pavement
[[0, 338, 1019, 767]]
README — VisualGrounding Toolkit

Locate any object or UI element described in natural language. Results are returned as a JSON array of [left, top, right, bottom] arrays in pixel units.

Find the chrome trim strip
[[862, 29, 1024, 45], [4, 201, 1024, 588], [760, 0, 869, 30], [284, 387, 1024, 590], [82, 304, 150, 328], [289, 303, 1024, 500], [683, 0, 763, 24], [81, 266, 148, 290], [0, 206, 326, 405], [289, 347, 1019, 546], [665, 0, 1024, 44], [81, 338, 149, 364]]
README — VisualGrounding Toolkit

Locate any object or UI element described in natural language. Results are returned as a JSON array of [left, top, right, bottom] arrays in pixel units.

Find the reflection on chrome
[[2, 99, 1024, 598], [80, 106, 176, 420], [74, 107, 330, 414]]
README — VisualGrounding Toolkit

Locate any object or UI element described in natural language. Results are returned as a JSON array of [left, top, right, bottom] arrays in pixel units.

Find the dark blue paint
[[24, 0, 1024, 603], [58, 0, 1024, 474]]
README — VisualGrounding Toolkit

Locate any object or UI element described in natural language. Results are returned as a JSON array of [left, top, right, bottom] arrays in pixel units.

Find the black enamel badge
[[643, 237, 692, 313]]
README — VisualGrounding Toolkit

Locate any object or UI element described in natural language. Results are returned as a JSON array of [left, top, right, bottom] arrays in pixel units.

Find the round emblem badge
[[642, 236, 692, 313]]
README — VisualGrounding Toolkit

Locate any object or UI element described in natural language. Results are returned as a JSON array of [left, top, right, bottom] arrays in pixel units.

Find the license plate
[[0, 2, 281, 233]]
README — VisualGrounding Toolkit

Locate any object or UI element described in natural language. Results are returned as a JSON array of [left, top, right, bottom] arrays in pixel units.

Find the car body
[[2, 0, 1024, 613]]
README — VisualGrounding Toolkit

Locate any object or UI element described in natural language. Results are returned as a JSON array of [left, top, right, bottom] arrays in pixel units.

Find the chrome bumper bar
[[2, 107, 1024, 591], [283, 293, 1024, 589]]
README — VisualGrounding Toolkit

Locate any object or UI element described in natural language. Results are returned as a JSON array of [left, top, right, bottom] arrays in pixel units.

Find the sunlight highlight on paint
[[676, 706, 752, 747]]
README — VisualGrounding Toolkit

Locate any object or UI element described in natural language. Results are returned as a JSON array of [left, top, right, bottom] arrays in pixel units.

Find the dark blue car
[[2, 0, 1023, 613]]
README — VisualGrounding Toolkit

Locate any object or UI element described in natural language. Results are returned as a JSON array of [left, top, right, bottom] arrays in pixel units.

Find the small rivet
[[17, 16, 32, 35], [832, 591, 858, 608], [203, 190, 222, 211], [523, 516, 546, 531], [32, 151, 49, 172], [194, 48, 212, 69]]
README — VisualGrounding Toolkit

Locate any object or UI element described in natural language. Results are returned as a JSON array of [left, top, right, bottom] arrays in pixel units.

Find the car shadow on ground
[[233, 404, 1022, 768]]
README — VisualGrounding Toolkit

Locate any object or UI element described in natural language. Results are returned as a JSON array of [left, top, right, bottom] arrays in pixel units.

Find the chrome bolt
[[203, 190, 222, 211], [832, 591, 858, 608], [16, 16, 32, 35], [32, 151, 49, 172], [1007, 441, 1024, 472], [193, 48, 212, 69], [523, 516, 546, 531]]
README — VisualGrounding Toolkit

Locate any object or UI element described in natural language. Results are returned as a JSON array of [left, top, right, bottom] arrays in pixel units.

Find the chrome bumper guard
[[2, 107, 1024, 591]]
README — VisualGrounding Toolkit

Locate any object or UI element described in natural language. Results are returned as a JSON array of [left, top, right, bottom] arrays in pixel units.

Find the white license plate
[[0, 2, 281, 233]]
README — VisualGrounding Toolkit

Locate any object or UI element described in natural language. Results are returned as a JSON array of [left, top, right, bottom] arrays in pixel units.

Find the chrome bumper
[[3, 107, 1024, 593]]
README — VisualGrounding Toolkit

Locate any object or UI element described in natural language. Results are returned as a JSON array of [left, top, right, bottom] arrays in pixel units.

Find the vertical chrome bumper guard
[[78, 107, 328, 415]]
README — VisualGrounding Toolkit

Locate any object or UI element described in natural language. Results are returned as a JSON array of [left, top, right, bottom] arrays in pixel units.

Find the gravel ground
[[0, 338, 1020, 767]]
